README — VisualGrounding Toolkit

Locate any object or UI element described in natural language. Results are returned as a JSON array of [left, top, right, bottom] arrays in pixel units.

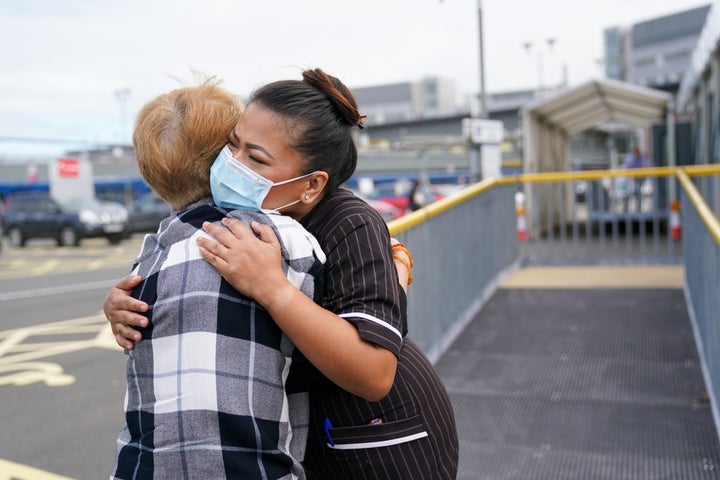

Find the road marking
[[0, 237, 143, 280], [0, 279, 119, 302], [87, 258, 107, 270], [500, 265, 684, 289], [0, 315, 122, 387], [0, 362, 75, 387], [8, 258, 27, 269], [31, 258, 60, 275], [0, 458, 75, 479]]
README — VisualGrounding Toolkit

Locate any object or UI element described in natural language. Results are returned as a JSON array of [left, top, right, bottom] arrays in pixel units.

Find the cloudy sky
[[0, 0, 711, 158]]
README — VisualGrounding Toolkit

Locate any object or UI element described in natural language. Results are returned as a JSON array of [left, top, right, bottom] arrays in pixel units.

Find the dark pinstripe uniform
[[299, 188, 459, 479]]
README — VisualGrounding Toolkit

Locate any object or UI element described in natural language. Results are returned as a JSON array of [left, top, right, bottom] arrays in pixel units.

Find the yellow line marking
[[500, 265, 684, 289], [86, 259, 106, 270], [0, 458, 75, 479], [31, 259, 60, 275], [0, 237, 143, 279], [0, 316, 122, 387], [9, 259, 27, 269], [0, 362, 76, 387], [0, 331, 26, 357]]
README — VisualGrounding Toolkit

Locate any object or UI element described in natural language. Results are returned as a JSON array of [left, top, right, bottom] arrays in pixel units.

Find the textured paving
[[435, 287, 720, 479]]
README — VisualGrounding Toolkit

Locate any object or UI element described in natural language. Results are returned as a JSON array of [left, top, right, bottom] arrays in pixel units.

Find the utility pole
[[468, 0, 489, 183], [477, 0, 487, 118], [443, 0, 490, 182], [523, 38, 556, 96]]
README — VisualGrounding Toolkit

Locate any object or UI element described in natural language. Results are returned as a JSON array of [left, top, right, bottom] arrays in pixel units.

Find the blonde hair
[[132, 78, 243, 210]]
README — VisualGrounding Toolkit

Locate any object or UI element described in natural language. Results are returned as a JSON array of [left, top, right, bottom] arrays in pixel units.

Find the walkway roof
[[521, 78, 672, 173]]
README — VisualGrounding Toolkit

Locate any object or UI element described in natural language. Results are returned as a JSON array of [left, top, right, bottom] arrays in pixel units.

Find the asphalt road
[[0, 236, 146, 480]]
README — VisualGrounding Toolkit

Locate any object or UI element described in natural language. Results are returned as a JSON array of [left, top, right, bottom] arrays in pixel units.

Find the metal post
[[475, 0, 487, 182], [477, 0, 487, 119], [524, 38, 556, 97], [667, 100, 676, 204]]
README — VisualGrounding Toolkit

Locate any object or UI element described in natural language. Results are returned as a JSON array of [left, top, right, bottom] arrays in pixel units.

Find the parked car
[[350, 189, 403, 223], [364, 178, 444, 216], [2, 192, 128, 247], [432, 182, 468, 200], [365, 181, 413, 212], [126, 191, 172, 234]]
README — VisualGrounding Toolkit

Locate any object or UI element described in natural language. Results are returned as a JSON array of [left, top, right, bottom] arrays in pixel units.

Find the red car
[[367, 181, 445, 216], [350, 190, 403, 222]]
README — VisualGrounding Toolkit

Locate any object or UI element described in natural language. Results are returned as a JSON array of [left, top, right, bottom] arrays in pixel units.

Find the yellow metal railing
[[389, 165, 720, 243], [676, 169, 720, 244], [388, 177, 500, 234], [388, 162, 720, 439]]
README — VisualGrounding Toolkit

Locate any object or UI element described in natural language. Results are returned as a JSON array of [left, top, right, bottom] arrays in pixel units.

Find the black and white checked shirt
[[110, 200, 325, 480]]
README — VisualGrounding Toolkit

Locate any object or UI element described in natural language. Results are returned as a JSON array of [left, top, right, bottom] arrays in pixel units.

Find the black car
[[3, 192, 128, 247], [126, 191, 172, 234]]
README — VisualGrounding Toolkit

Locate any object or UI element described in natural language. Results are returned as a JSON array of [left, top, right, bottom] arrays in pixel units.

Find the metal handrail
[[388, 177, 500, 233], [676, 169, 720, 245], [389, 164, 720, 236]]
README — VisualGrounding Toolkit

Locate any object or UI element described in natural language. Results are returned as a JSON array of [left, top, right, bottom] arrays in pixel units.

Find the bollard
[[670, 200, 681, 240], [517, 205, 528, 242]]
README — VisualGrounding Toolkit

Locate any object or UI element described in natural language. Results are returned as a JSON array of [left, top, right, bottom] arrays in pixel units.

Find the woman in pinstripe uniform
[[105, 68, 458, 479]]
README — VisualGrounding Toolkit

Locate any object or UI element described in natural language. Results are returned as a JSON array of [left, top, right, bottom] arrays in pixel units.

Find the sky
[[0, 0, 713, 159]]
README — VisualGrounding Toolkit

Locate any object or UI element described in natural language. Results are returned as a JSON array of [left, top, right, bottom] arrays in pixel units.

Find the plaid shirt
[[110, 200, 325, 480]]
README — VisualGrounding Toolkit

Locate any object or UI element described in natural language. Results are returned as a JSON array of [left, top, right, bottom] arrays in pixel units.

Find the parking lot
[[0, 236, 144, 479]]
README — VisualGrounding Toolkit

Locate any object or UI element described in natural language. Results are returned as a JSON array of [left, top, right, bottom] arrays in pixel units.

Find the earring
[[304, 194, 310, 201]]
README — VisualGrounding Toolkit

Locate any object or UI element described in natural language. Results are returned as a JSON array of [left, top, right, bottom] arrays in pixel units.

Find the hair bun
[[302, 69, 365, 129]]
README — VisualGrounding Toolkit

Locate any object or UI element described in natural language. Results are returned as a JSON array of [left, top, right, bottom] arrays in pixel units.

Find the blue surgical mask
[[210, 146, 314, 213]]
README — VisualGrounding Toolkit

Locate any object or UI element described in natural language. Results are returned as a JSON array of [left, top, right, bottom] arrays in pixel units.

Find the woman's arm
[[103, 275, 149, 350], [197, 218, 397, 402]]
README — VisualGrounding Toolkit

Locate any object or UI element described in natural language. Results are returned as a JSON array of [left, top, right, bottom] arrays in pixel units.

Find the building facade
[[605, 5, 711, 93], [678, 1, 720, 166], [353, 77, 469, 125]]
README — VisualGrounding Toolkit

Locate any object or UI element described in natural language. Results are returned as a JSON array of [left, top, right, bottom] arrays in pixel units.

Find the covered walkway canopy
[[521, 78, 673, 173]]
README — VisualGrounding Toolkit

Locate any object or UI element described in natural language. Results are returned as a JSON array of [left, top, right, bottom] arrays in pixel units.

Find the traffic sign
[[463, 118, 504, 144], [57, 158, 79, 178]]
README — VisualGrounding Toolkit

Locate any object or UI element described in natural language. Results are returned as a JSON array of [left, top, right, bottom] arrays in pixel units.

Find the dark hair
[[248, 68, 365, 192]]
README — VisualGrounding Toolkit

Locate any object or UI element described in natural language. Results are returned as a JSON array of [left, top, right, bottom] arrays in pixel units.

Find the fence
[[388, 179, 518, 363], [514, 167, 693, 265], [678, 168, 720, 436], [388, 164, 720, 436]]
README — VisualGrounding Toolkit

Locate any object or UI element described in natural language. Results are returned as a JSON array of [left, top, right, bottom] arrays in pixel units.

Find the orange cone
[[670, 201, 681, 240], [517, 205, 528, 242]]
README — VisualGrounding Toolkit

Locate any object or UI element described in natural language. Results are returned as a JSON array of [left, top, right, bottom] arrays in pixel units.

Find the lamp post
[[443, 0, 490, 181], [465, 0, 488, 183], [523, 38, 556, 95], [477, 0, 487, 119]]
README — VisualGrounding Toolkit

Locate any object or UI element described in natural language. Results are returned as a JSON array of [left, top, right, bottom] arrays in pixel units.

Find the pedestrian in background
[[622, 146, 648, 212], [408, 179, 429, 211]]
